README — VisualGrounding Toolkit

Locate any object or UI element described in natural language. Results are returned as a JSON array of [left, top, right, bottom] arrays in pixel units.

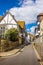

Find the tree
[[5, 28, 19, 41]]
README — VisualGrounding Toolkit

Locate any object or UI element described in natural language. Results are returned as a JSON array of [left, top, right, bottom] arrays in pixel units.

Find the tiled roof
[[37, 13, 43, 17], [0, 16, 3, 21], [18, 21, 25, 29]]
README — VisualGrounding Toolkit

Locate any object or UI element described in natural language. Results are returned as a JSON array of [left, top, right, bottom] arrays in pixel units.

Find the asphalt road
[[0, 44, 40, 65]]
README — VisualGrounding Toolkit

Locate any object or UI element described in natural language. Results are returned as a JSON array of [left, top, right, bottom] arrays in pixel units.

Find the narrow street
[[0, 44, 40, 65]]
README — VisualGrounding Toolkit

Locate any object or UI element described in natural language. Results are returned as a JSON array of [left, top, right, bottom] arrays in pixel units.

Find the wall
[[40, 20, 43, 35]]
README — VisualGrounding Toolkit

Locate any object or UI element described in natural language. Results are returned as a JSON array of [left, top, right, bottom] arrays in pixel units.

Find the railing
[[34, 35, 43, 60]]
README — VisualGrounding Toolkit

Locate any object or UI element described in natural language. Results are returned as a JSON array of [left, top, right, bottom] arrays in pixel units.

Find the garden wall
[[0, 40, 19, 52]]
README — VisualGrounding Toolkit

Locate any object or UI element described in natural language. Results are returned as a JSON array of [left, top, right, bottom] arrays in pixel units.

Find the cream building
[[37, 13, 43, 36], [37, 13, 43, 42], [40, 20, 43, 36]]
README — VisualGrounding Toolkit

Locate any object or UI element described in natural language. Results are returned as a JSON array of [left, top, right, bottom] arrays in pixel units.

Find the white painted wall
[[0, 12, 18, 38], [0, 13, 18, 29]]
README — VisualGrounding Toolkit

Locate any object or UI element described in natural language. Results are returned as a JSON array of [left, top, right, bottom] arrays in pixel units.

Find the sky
[[0, 0, 43, 33]]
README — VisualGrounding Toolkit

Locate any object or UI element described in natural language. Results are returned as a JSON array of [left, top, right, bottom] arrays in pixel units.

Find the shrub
[[5, 28, 19, 42]]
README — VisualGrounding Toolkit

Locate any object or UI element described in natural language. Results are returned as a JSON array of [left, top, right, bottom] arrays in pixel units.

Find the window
[[1, 27, 2, 29], [0, 26, 5, 39]]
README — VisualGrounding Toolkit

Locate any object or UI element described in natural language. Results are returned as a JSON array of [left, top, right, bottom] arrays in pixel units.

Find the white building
[[0, 12, 18, 38]]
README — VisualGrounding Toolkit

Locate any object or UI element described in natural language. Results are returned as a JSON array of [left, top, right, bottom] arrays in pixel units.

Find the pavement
[[0, 44, 25, 57], [33, 43, 43, 65], [0, 49, 19, 57], [0, 44, 40, 65]]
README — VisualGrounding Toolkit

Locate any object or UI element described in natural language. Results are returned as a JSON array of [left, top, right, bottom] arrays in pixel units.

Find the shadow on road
[[15, 43, 31, 54]]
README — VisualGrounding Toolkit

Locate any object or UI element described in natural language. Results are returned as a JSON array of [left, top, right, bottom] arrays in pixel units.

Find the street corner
[[0, 49, 20, 58]]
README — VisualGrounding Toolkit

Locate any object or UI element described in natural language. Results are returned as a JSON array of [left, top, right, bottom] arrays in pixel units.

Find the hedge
[[5, 28, 19, 42]]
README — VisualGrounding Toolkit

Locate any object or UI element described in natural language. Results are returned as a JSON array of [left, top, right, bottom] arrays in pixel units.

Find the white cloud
[[9, 0, 36, 24], [9, 0, 43, 24], [26, 28, 30, 32], [9, 0, 43, 34], [10, 6, 37, 24], [30, 26, 36, 34], [9, 0, 43, 33], [22, 0, 34, 6], [36, 0, 43, 5]]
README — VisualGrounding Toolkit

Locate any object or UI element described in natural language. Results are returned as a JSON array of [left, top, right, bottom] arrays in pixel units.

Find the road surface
[[0, 44, 40, 65]]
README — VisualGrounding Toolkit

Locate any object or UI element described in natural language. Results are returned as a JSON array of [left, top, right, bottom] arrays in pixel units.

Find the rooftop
[[0, 16, 3, 21], [37, 13, 43, 17]]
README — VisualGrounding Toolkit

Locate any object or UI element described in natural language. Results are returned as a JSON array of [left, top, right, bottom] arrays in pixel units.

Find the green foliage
[[5, 28, 19, 41]]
